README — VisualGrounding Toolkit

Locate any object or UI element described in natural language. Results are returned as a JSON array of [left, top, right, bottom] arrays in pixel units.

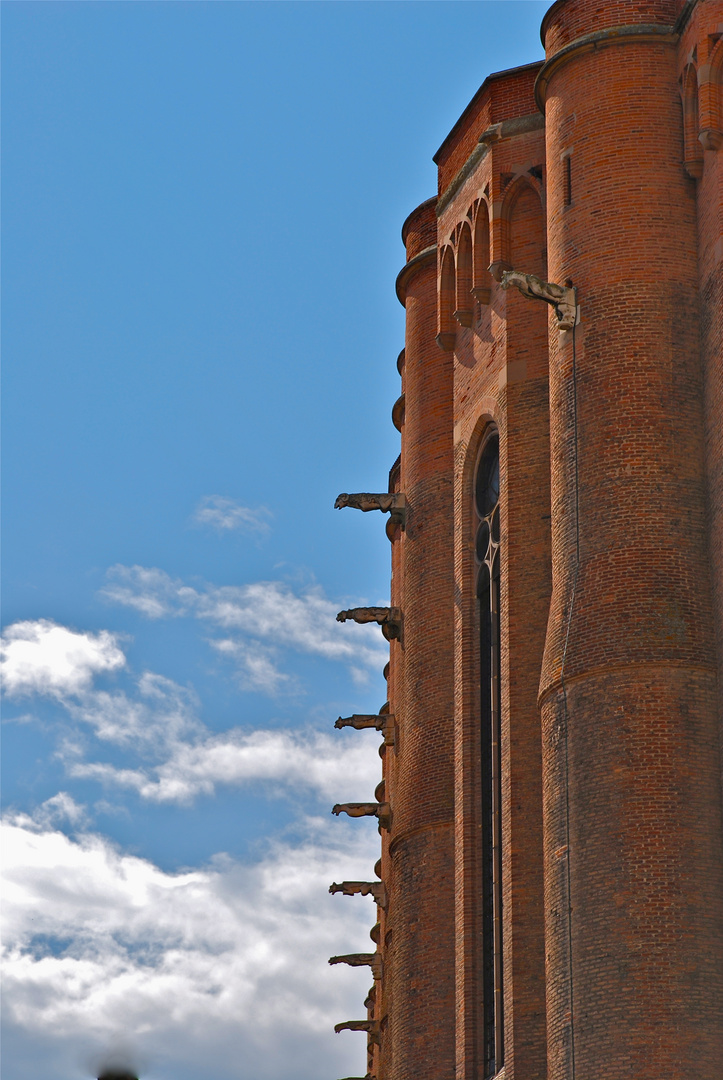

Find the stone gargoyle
[[500, 270, 577, 331], [335, 713, 385, 731], [335, 492, 407, 532], [329, 953, 383, 979], [332, 802, 391, 830], [336, 607, 402, 642], [334, 1020, 381, 1045], [329, 880, 387, 907]]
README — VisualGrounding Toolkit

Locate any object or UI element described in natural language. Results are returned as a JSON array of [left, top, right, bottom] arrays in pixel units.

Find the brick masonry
[[330, 3, 723, 1079]]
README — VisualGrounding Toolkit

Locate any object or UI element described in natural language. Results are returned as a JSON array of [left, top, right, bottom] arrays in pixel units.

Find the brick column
[[387, 197, 456, 1080], [538, 3, 723, 1079]]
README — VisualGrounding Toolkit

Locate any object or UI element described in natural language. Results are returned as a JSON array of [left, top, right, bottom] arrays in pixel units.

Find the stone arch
[[455, 222, 473, 327], [473, 200, 491, 304], [437, 245, 456, 351], [498, 175, 544, 273], [683, 63, 704, 177]]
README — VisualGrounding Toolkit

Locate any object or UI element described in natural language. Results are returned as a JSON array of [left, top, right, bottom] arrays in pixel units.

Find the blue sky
[[2, 3, 549, 1078]]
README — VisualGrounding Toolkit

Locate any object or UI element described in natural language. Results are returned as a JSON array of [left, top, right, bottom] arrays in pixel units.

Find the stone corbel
[[329, 881, 388, 908], [336, 607, 402, 642], [334, 1020, 380, 1046], [699, 128, 723, 151], [335, 492, 407, 533], [500, 269, 578, 331], [478, 122, 503, 147], [329, 953, 383, 979], [332, 802, 392, 830]]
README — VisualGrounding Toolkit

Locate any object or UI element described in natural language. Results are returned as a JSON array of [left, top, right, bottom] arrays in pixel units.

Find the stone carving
[[332, 802, 391, 830], [329, 952, 383, 978], [335, 713, 385, 731], [500, 270, 577, 331], [329, 881, 387, 907], [335, 492, 407, 532], [336, 607, 402, 642], [334, 712, 396, 745], [335, 1020, 381, 1045]]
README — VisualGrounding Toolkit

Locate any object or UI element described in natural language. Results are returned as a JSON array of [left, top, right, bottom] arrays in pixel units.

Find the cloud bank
[[2, 812, 379, 1080]]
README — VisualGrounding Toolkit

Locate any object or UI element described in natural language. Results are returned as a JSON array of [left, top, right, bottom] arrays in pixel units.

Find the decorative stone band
[[535, 24, 678, 112], [395, 245, 437, 307], [329, 880, 388, 908], [336, 606, 402, 642], [499, 269, 578, 331], [334, 1020, 381, 1045], [329, 953, 384, 979]]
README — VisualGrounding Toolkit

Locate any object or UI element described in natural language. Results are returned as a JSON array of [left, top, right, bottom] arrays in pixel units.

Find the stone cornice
[[436, 112, 545, 217], [395, 245, 437, 307], [535, 24, 678, 112]]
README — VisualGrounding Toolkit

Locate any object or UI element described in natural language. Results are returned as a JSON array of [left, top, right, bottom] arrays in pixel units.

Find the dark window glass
[[475, 432, 504, 1078]]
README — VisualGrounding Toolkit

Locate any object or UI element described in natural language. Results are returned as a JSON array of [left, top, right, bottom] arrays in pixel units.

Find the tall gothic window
[[475, 432, 504, 1077]]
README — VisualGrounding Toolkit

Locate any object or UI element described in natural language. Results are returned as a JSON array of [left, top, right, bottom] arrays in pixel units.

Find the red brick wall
[[540, 3, 723, 1077]]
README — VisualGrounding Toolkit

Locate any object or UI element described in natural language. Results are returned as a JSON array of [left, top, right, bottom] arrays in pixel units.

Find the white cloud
[[68, 726, 380, 806], [2, 815, 379, 1080], [193, 495, 272, 534], [101, 565, 389, 677], [210, 638, 291, 694], [13, 792, 88, 831], [1, 621, 125, 699], [68, 673, 201, 753]]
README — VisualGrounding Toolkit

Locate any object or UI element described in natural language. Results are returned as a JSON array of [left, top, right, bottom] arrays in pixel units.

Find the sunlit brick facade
[[331, 3, 723, 1079]]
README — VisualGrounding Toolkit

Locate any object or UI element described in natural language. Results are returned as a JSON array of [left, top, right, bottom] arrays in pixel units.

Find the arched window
[[473, 202, 491, 305], [437, 245, 456, 351], [475, 431, 503, 1077], [683, 64, 704, 178], [455, 223, 473, 326]]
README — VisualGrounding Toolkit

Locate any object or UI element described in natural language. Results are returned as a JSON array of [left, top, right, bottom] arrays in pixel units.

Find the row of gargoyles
[[332, 802, 391, 831]]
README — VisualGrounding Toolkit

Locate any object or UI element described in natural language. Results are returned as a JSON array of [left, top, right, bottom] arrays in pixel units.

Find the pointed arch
[[473, 201, 491, 305], [455, 223, 473, 327], [437, 245, 456, 351], [498, 175, 544, 272], [683, 64, 704, 177]]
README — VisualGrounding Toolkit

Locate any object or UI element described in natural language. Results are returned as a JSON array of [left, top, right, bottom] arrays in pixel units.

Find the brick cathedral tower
[[329, 3, 723, 1079]]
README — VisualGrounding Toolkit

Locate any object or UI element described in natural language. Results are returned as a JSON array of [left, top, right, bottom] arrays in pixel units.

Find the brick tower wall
[[383, 197, 457, 1080], [538, 2, 723, 1079]]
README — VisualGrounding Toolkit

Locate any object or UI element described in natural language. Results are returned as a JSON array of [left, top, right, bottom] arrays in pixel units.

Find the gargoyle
[[329, 953, 383, 978], [500, 270, 577, 331], [335, 712, 396, 745], [335, 492, 407, 532], [329, 881, 387, 907], [332, 802, 391, 830], [336, 607, 402, 642], [335, 1020, 381, 1045], [335, 713, 386, 731]]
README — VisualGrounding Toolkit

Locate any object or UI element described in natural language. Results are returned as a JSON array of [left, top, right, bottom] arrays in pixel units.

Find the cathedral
[[328, 2, 723, 1080]]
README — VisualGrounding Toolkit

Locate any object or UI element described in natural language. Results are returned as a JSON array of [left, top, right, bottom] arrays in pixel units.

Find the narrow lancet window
[[475, 432, 504, 1077]]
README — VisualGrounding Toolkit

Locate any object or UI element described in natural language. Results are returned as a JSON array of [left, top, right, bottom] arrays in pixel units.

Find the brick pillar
[[538, 3, 723, 1079], [387, 197, 456, 1080]]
